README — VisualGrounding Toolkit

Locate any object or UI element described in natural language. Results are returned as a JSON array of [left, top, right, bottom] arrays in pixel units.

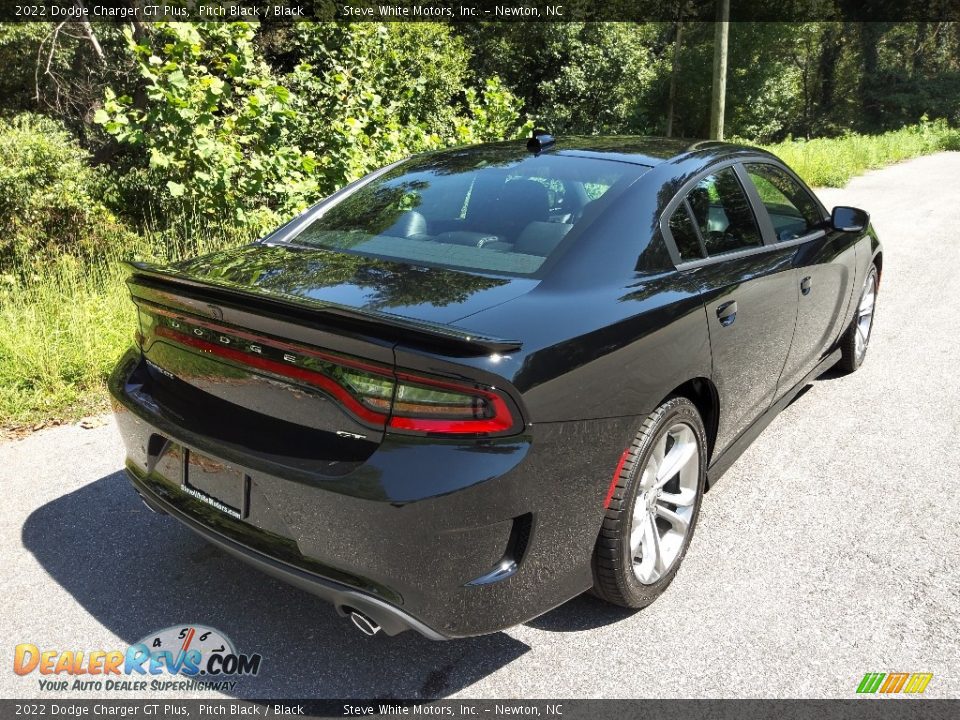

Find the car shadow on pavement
[[21, 470, 530, 699], [524, 593, 636, 633], [815, 367, 848, 382]]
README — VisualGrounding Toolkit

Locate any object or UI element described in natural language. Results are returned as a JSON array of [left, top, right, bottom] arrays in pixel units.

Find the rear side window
[[744, 163, 822, 241], [668, 203, 704, 261], [685, 167, 763, 256]]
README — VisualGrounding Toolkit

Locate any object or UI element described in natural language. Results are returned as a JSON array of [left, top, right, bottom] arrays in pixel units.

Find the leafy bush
[[0, 113, 134, 275], [96, 22, 529, 234], [97, 22, 318, 232], [287, 23, 530, 194]]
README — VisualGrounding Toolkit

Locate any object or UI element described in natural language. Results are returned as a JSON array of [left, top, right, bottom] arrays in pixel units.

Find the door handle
[[800, 276, 812, 295], [716, 300, 738, 327]]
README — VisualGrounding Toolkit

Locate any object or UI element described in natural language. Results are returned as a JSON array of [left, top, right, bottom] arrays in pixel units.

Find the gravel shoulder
[[2, 153, 959, 700]]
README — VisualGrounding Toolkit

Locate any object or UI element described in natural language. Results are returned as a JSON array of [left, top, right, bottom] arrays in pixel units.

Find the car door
[[740, 162, 858, 395], [662, 164, 799, 456]]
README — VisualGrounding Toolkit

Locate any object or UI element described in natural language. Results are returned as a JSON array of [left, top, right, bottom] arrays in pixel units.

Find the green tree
[[285, 23, 530, 194], [97, 22, 318, 231], [458, 22, 659, 134]]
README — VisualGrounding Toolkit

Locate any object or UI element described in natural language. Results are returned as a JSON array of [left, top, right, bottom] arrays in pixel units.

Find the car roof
[[419, 136, 767, 169], [552, 135, 728, 166]]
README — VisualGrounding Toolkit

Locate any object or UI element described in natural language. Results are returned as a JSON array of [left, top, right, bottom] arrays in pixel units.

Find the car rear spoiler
[[124, 261, 522, 356]]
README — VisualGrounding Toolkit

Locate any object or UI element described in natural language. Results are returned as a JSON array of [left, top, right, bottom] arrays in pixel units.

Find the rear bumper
[[128, 465, 447, 639], [110, 347, 641, 637]]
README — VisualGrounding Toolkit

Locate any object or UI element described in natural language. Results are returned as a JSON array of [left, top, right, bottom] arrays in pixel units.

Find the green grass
[[2, 119, 960, 433], [0, 259, 131, 428], [761, 117, 960, 187], [0, 226, 246, 433]]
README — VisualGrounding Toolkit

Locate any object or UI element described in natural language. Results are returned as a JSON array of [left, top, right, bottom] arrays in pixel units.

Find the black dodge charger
[[110, 135, 882, 639]]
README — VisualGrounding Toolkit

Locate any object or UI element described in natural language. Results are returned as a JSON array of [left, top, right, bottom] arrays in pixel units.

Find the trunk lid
[[169, 243, 537, 325], [124, 244, 526, 474]]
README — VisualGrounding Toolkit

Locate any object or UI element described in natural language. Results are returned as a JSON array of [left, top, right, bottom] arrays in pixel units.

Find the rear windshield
[[284, 150, 648, 276]]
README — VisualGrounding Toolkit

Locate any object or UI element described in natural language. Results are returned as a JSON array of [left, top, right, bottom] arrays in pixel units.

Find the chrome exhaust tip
[[349, 610, 382, 636]]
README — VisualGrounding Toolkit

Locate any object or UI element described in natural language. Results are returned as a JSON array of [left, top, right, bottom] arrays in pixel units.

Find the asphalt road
[[2, 153, 959, 700]]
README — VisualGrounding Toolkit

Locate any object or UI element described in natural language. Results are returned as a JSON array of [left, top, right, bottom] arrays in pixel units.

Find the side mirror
[[831, 206, 869, 233]]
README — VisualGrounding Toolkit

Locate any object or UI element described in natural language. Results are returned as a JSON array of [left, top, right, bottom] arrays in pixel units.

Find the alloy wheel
[[855, 271, 877, 361], [630, 422, 700, 585]]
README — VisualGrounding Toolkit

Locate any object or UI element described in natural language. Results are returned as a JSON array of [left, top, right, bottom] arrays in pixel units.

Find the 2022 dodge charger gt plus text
[[110, 134, 882, 639]]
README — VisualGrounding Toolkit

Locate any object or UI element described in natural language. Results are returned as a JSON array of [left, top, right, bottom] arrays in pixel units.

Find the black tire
[[837, 263, 879, 374], [592, 397, 708, 609]]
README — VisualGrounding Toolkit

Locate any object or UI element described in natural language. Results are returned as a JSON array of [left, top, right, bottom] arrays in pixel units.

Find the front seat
[[513, 222, 573, 257], [491, 179, 551, 241]]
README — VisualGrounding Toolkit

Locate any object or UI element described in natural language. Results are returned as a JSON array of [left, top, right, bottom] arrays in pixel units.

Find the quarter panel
[[449, 272, 712, 424]]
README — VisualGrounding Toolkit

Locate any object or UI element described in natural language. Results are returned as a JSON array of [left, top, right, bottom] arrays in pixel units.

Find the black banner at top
[[2, 0, 960, 23]]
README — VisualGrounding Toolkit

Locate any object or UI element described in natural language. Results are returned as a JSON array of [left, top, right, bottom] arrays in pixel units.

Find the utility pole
[[666, 19, 683, 137], [709, 0, 730, 140]]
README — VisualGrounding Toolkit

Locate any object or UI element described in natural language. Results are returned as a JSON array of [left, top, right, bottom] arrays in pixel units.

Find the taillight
[[386, 373, 515, 434], [149, 309, 519, 436], [339, 366, 515, 434], [334, 368, 394, 413]]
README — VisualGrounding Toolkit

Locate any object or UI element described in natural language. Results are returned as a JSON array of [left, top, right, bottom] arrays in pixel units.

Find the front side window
[[685, 167, 763, 256], [286, 152, 647, 277], [744, 163, 823, 241]]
